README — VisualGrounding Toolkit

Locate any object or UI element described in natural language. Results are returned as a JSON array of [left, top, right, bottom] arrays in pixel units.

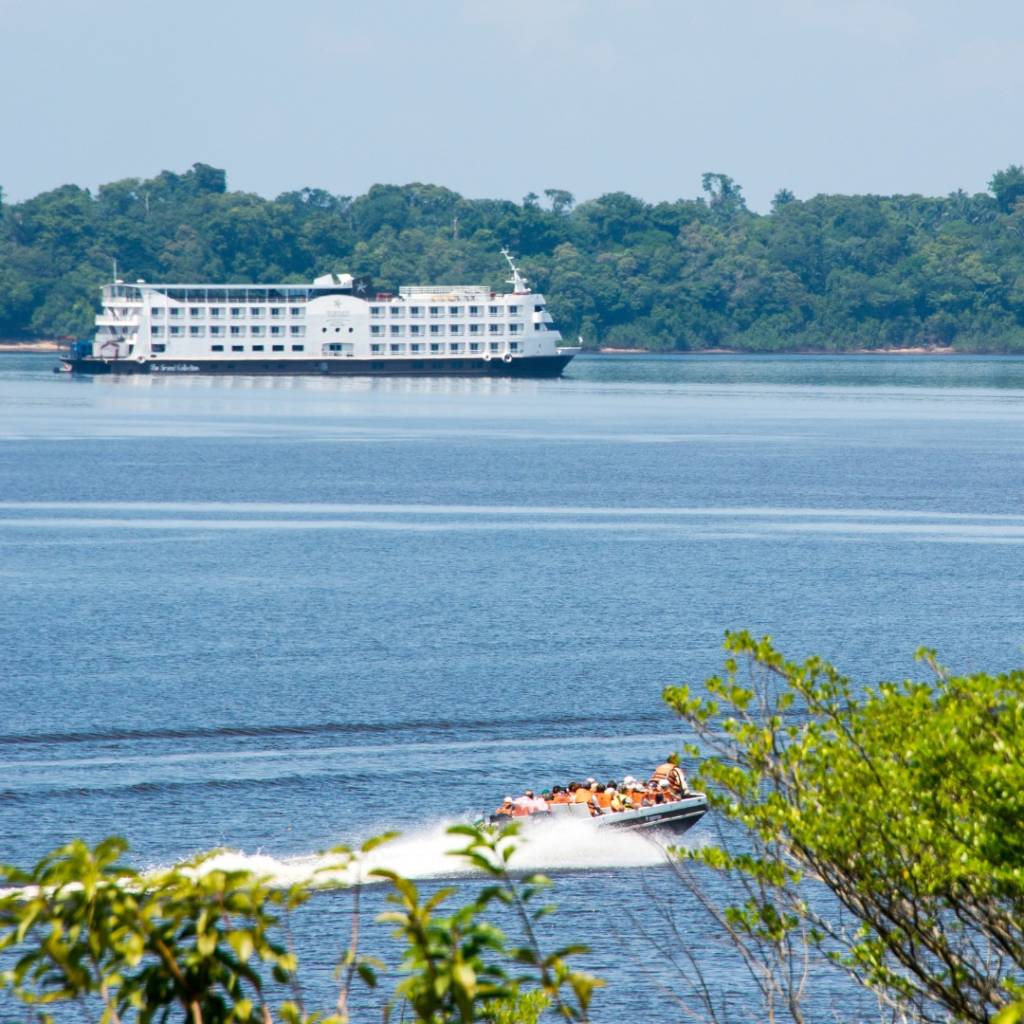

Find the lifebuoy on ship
[[502, 352, 513, 364], [482, 352, 492, 362]]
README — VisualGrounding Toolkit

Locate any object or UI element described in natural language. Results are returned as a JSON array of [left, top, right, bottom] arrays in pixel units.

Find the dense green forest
[[3, 163, 1024, 351]]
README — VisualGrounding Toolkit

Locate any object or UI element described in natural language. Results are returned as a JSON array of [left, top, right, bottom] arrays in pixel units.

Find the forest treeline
[[3, 163, 1024, 351]]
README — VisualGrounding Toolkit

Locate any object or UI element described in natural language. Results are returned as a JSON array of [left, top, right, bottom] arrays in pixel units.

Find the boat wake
[[177, 817, 693, 890]]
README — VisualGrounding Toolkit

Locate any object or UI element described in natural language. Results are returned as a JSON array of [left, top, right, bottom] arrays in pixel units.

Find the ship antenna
[[501, 248, 528, 294]]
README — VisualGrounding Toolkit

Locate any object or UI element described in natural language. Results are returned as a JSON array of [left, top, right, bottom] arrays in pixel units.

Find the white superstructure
[[83, 252, 578, 376]]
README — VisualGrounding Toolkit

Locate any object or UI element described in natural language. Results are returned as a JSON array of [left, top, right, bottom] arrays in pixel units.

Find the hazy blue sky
[[2, 0, 1021, 211]]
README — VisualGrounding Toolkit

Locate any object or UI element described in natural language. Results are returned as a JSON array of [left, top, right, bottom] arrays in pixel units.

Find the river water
[[1, 352, 1023, 1021]]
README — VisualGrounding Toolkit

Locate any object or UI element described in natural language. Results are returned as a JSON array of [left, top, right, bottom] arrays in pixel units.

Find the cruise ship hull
[[61, 352, 577, 378]]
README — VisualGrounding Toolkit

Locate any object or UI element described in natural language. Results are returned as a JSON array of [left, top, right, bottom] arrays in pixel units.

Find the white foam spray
[[179, 817, 690, 890]]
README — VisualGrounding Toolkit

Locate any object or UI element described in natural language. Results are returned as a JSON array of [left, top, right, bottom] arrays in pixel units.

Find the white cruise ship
[[61, 252, 580, 377]]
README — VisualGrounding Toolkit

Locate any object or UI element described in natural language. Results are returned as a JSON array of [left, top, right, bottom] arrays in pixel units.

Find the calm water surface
[[2, 352, 1023, 1021]]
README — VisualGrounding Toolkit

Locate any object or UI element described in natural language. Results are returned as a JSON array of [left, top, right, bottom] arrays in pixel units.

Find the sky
[[1, 0, 1022, 212]]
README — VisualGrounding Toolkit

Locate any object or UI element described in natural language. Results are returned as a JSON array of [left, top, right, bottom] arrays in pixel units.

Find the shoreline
[[597, 345, 960, 356], [0, 342, 993, 358], [0, 340, 63, 352]]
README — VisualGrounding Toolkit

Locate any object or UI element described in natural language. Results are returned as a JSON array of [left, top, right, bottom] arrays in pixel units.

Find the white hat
[[623, 775, 636, 785], [658, 779, 670, 788]]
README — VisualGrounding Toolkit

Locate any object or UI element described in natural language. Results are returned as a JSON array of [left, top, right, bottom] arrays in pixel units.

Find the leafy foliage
[[5, 163, 1024, 350], [0, 824, 595, 1024], [663, 633, 1024, 1024]]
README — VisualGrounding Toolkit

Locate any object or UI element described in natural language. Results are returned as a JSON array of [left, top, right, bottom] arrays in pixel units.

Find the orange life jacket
[[596, 790, 613, 809], [651, 763, 686, 793], [573, 788, 592, 804]]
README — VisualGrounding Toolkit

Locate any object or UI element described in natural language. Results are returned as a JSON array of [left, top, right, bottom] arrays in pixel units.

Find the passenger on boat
[[573, 781, 593, 804], [550, 785, 570, 804], [650, 758, 689, 797], [496, 797, 514, 816], [511, 792, 534, 817]]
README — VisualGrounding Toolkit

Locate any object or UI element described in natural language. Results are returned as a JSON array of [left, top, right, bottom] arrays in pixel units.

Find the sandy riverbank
[[597, 345, 959, 356], [0, 340, 63, 352]]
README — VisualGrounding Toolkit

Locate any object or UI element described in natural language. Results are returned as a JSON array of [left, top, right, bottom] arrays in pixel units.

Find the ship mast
[[501, 248, 529, 294]]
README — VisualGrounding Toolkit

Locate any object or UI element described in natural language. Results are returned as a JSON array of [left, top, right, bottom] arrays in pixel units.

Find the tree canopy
[[4, 163, 1024, 351], [664, 633, 1024, 1024]]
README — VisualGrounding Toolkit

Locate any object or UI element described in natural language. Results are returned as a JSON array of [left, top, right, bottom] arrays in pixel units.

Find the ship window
[[230, 326, 244, 336], [230, 307, 244, 318], [151, 307, 164, 317], [209, 307, 222, 318], [430, 324, 443, 335], [289, 307, 303, 317], [534, 323, 544, 331], [412, 361, 425, 369], [390, 343, 406, 354], [190, 326, 205, 337], [469, 342, 482, 353], [151, 326, 164, 337], [429, 306, 443, 317], [370, 325, 382, 336], [410, 324, 423, 336], [468, 305, 481, 317], [289, 326, 305, 337], [169, 326, 182, 336], [449, 324, 462, 335], [291, 344, 305, 352], [451, 359, 464, 369], [370, 306, 383, 317], [189, 307, 202, 318], [252, 345, 264, 352], [510, 342, 520, 351], [211, 344, 224, 352], [410, 343, 422, 353], [389, 306, 403, 317], [232, 345, 244, 352], [389, 325, 403, 337], [152, 343, 166, 353], [490, 342, 501, 352], [270, 325, 283, 336], [249, 307, 263, 318], [488, 305, 501, 316], [489, 323, 504, 334], [448, 305, 461, 315], [168, 308, 182, 318], [469, 324, 482, 335], [430, 343, 442, 353], [508, 305, 520, 314], [270, 307, 283, 318], [371, 344, 382, 354], [251, 326, 265, 337], [371, 361, 384, 370], [509, 323, 521, 333], [409, 306, 423, 318], [534, 304, 544, 312], [450, 343, 464, 353], [210, 326, 224, 337], [272, 344, 285, 352]]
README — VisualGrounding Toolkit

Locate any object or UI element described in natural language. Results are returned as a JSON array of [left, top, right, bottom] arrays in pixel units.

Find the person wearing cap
[[495, 797, 514, 816], [529, 790, 549, 813]]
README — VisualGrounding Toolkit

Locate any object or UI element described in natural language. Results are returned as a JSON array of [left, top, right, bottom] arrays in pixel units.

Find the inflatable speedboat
[[489, 793, 708, 837]]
